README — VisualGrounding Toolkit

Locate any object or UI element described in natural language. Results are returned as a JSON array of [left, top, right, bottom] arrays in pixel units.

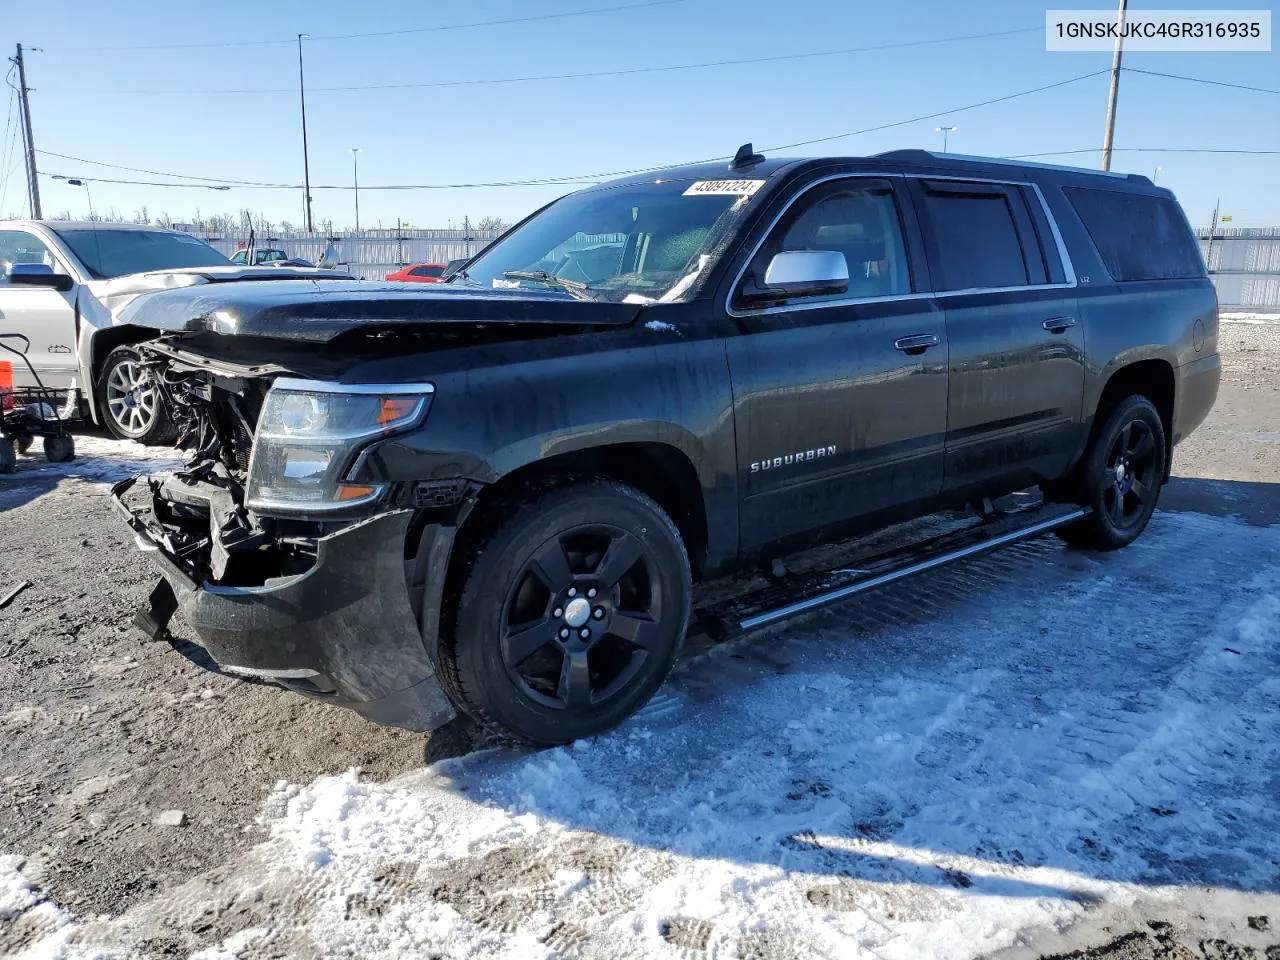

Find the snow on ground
[[0, 433, 182, 509], [1220, 311, 1280, 325], [5, 506, 1278, 959]]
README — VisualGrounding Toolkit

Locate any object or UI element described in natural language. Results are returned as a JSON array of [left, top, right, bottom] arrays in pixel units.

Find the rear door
[[726, 175, 949, 553], [0, 228, 80, 390], [907, 178, 1084, 497]]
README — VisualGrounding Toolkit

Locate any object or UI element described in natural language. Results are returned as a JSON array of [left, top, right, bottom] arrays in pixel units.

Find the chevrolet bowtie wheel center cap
[[563, 597, 592, 628]]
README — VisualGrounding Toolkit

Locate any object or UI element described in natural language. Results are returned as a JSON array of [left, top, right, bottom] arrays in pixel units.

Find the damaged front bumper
[[111, 475, 456, 733]]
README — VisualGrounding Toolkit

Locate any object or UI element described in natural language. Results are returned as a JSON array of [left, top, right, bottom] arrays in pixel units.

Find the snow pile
[[6, 510, 1280, 958], [0, 855, 74, 960]]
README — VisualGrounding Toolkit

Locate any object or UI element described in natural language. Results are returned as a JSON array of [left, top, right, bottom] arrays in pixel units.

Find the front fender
[[352, 335, 740, 570]]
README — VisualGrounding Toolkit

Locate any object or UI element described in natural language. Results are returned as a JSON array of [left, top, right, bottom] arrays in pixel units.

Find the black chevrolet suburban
[[113, 146, 1220, 744]]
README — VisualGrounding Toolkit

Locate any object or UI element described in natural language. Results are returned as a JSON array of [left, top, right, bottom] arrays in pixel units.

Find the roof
[[592, 150, 1155, 192], [2, 219, 202, 234]]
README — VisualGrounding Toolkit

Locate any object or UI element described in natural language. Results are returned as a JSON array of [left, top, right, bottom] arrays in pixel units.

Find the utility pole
[[12, 44, 42, 219], [935, 126, 957, 152], [297, 34, 313, 232], [349, 148, 361, 233], [1205, 197, 1220, 272], [1100, 0, 1128, 171]]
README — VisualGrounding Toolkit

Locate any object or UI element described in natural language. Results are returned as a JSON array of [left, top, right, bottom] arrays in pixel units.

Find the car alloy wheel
[[105, 357, 159, 438], [499, 524, 664, 712], [1101, 418, 1160, 532]]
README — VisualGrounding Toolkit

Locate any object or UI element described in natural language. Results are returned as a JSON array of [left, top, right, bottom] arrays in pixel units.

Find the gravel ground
[[0, 321, 1277, 958]]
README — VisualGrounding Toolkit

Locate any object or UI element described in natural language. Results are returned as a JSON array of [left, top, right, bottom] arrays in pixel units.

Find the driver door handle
[[1042, 316, 1076, 333], [893, 334, 940, 355]]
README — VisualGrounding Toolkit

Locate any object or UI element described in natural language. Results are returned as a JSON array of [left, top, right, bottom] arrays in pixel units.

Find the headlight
[[245, 378, 433, 514]]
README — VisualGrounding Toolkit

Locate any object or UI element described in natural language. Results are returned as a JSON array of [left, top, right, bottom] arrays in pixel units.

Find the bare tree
[[156, 210, 174, 229], [476, 216, 509, 232], [133, 205, 149, 224]]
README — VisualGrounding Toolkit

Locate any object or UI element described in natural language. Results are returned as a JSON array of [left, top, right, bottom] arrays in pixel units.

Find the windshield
[[51, 228, 231, 279], [454, 177, 766, 302]]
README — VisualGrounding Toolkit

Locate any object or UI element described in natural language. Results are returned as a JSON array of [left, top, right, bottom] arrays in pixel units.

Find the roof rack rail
[[871, 149, 1139, 180]]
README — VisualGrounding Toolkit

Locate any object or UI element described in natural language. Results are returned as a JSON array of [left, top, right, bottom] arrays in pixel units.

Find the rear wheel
[[0, 438, 14, 473], [1057, 395, 1166, 551], [442, 480, 692, 745], [97, 345, 176, 445]]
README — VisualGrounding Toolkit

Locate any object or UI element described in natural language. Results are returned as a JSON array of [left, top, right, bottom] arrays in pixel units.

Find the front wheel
[[96, 345, 176, 445], [1057, 395, 1167, 551], [442, 480, 692, 745]]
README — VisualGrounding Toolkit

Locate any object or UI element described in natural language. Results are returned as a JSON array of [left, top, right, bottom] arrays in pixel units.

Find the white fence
[[196, 229, 504, 280], [1197, 227, 1280, 310]]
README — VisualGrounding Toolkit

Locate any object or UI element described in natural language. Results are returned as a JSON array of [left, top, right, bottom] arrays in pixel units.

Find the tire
[[1057, 395, 1167, 551], [0, 438, 14, 474], [43, 433, 75, 463], [441, 480, 692, 745], [96, 345, 176, 445]]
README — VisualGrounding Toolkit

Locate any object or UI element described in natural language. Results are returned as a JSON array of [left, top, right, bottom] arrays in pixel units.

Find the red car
[[386, 262, 447, 283]]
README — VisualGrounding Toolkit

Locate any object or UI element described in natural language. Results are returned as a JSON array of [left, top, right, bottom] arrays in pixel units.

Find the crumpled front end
[[111, 343, 458, 732]]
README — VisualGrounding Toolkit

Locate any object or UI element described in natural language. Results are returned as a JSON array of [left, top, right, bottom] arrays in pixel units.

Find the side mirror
[[741, 250, 849, 304], [6, 262, 74, 292]]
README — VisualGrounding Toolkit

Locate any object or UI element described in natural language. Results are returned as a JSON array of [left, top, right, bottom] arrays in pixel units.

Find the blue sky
[[3, 0, 1277, 230]]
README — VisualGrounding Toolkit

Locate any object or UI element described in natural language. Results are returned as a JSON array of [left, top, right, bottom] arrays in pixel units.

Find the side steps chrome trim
[[738, 507, 1088, 632]]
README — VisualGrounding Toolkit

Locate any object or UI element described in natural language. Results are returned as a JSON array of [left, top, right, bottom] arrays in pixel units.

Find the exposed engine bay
[[119, 341, 316, 588]]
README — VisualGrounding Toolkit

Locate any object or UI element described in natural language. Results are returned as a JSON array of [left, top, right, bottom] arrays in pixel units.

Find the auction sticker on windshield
[[682, 179, 766, 196]]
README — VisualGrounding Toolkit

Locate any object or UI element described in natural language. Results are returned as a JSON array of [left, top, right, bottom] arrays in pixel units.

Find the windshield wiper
[[502, 270, 594, 301]]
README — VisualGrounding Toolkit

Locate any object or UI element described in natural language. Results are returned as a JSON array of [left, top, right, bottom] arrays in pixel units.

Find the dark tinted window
[[50, 228, 229, 279], [919, 186, 1030, 289], [410, 264, 444, 278], [1064, 187, 1204, 281]]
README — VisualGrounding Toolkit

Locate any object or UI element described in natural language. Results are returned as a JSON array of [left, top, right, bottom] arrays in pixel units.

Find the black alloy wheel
[[500, 524, 664, 711], [443, 481, 691, 744], [1100, 417, 1160, 532], [1057, 394, 1167, 551]]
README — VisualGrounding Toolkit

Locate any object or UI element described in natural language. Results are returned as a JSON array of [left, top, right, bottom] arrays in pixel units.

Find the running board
[[698, 502, 1088, 640]]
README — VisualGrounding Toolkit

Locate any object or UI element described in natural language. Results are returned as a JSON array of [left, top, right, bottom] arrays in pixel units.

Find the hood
[[88, 266, 355, 319], [113, 279, 644, 343]]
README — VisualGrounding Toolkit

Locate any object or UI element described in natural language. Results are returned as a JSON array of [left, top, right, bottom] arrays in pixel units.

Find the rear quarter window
[[1064, 186, 1205, 282]]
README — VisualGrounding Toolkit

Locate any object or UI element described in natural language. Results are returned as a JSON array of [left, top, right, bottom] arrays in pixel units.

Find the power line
[[1122, 67, 1280, 96], [76, 26, 1043, 95], [36, 149, 295, 186], [0, 68, 18, 212], [87, 0, 682, 51], [764, 69, 1110, 152], [1009, 147, 1280, 159], [37, 70, 1116, 192]]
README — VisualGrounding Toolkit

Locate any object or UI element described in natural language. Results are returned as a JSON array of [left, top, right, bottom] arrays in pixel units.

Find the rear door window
[[1064, 187, 1205, 281], [912, 180, 1048, 290]]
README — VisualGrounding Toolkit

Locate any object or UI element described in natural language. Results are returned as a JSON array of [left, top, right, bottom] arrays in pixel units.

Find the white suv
[[0, 222, 345, 443]]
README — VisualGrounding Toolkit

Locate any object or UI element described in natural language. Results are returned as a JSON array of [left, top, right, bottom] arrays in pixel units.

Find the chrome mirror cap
[[763, 250, 849, 287]]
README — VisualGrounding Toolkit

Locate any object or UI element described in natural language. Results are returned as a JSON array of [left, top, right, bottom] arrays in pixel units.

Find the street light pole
[[935, 126, 957, 152], [297, 34, 313, 232], [1100, 0, 1128, 171], [350, 148, 361, 233]]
